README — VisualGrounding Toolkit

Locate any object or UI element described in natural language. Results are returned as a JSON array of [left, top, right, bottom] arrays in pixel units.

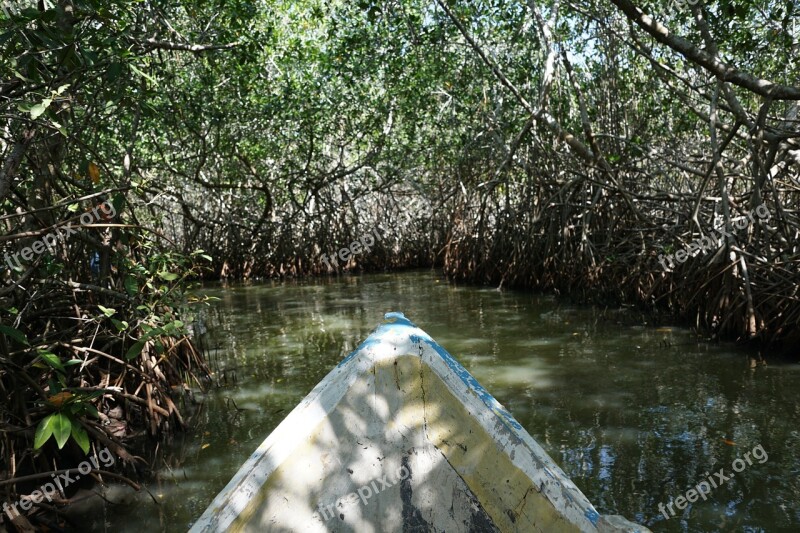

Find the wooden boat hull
[[190, 312, 649, 532]]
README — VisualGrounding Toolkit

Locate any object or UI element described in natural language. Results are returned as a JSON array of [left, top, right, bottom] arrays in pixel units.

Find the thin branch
[[138, 39, 239, 53]]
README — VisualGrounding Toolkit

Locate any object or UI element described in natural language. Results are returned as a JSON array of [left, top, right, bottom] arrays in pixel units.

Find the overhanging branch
[[608, 0, 800, 100]]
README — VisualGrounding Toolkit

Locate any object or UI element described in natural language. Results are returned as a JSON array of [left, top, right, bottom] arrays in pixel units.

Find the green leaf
[[111, 319, 129, 332], [39, 351, 65, 373], [163, 320, 183, 333], [191, 249, 213, 261], [52, 413, 72, 449], [12, 69, 31, 82], [83, 403, 99, 418], [98, 305, 116, 317], [124, 276, 138, 296], [71, 424, 90, 454], [129, 64, 157, 85], [34, 414, 56, 449], [157, 271, 178, 281], [48, 379, 62, 395], [0, 324, 28, 346], [125, 340, 146, 360], [30, 98, 53, 119], [50, 119, 67, 137]]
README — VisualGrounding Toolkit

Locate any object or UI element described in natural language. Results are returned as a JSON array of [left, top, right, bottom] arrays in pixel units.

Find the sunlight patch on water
[[314, 315, 357, 332], [228, 382, 298, 402], [515, 338, 560, 348], [579, 393, 633, 410], [470, 363, 554, 389], [600, 427, 644, 444]]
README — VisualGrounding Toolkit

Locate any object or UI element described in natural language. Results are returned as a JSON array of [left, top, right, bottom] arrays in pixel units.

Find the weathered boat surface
[[190, 312, 650, 532]]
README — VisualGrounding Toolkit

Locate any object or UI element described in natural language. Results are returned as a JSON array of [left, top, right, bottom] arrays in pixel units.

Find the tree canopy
[[1, 3, 799, 508]]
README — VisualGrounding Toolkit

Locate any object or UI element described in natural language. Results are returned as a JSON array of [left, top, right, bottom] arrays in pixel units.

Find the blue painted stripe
[[585, 508, 601, 525]]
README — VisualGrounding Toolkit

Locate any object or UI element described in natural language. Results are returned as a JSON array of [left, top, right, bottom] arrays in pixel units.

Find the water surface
[[92, 271, 799, 532]]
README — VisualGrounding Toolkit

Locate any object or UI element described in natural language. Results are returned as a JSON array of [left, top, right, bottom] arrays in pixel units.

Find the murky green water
[[91, 271, 799, 532]]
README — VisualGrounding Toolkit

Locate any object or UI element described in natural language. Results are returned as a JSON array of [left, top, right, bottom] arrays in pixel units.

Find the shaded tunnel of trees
[[0, 0, 798, 528]]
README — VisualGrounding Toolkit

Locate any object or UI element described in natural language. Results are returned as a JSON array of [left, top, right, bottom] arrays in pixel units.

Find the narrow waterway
[[91, 271, 799, 532]]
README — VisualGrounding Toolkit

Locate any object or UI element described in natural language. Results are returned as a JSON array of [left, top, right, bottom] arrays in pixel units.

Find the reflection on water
[[93, 271, 799, 532]]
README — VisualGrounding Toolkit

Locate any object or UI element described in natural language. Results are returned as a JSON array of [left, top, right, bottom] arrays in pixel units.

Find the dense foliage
[[0, 0, 798, 525]]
